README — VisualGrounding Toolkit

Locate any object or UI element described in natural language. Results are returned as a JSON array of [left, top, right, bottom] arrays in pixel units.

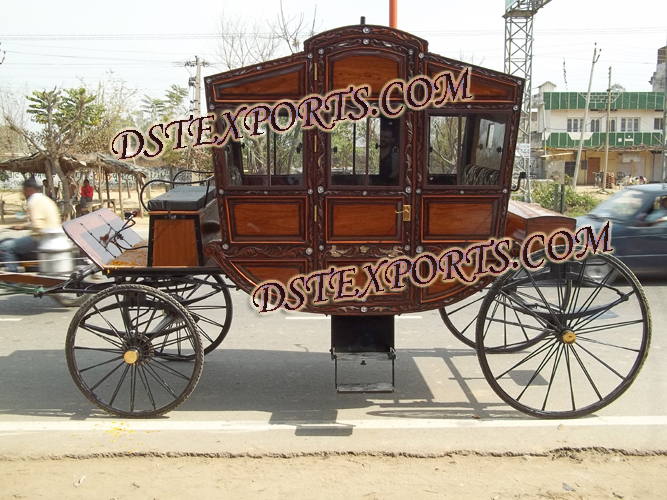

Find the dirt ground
[[0, 451, 665, 499]]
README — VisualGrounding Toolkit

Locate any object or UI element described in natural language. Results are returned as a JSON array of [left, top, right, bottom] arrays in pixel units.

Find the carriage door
[[314, 112, 413, 306]]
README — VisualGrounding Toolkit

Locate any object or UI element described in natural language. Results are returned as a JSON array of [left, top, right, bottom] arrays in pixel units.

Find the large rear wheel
[[476, 251, 651, 418]]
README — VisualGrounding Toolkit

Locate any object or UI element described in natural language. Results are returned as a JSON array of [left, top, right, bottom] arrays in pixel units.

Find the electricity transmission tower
[[503, 0, 553, 199]]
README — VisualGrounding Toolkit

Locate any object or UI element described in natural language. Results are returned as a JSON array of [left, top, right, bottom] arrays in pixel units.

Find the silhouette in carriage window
[[372, 120, 400, 186], [330, 116, 400, 187]]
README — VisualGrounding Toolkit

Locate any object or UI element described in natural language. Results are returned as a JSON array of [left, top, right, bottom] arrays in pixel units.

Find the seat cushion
[[147, 186, 215, 212]]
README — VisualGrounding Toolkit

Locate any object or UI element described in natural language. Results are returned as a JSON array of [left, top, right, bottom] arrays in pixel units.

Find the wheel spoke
[[79, 324, 126, 349], [494, 337, 558, 380], [91, 304, 128, 348], [569, 345, 603, 401], [576, 319, 645, 336], [108, 363, 131, 406], [143, 363, 179, 398], [515, 342, 560, 402], [541, 344, 564, 411], [79, 355, 125, 373], [151, 357, 193, 381], [576, 336, 642, 353], [137, 365, 157, 411], [573, 343, 627, 380], [565, 346, 576, 412], [129, 365, 137, 413], [89, 360, 126, 391]]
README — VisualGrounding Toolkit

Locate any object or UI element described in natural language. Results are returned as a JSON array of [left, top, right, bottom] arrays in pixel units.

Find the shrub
[[530, 176, 598, 217]]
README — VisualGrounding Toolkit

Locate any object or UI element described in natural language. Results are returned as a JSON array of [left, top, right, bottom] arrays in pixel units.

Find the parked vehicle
[[577, 184, 667, 283]]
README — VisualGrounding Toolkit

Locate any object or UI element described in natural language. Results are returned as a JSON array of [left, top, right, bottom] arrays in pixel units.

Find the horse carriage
[[1, 24, 650, 419]]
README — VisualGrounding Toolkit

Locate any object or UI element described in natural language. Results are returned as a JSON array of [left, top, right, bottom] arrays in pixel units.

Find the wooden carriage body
[[204, 24, 527, 315]]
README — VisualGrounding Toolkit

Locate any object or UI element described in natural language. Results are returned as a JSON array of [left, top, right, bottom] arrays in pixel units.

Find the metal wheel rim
[[66, 284, 203, 418], [476, 251, 651, 418]]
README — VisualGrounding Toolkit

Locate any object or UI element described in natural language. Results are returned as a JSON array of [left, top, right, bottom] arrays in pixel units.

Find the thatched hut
[[0, 152, 149, 218]]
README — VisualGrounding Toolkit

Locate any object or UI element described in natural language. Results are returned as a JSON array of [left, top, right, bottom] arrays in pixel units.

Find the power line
[[1, 27, 665, 41]]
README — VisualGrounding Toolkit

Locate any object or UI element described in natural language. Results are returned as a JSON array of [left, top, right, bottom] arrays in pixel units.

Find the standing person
[[0, 178, 62, 272], [80, 179, 94, 201]]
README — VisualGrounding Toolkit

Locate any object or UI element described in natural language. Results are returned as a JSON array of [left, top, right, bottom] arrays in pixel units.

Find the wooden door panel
[[422, 197, 499, 241], [326, 198, 403, 243], [226, 197, 307, 243]]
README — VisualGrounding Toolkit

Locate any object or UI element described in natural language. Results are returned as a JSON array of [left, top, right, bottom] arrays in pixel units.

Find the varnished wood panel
[[422, 197, 498, 241], [426, 62, 517, 102], [152, 218, 199, 267], [230, 261, 306, 287], [331, 55, 400, 96], [323, 259, 407, 304], [227, 197, 306, 243], [327, 198, 402, 243], [505, 200, 576, 244], [212, 63, 306, 102]]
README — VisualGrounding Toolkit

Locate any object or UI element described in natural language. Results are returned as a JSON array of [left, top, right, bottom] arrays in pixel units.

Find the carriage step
[[331, 348, 396, 393], [330, 315, 397, 394], [336, 383, 395, 393]]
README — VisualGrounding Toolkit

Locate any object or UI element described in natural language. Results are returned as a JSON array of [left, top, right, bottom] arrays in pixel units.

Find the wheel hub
[[123, 334, 154, 365], [123, 349, 139, 364], [561, 329, 577, 344]]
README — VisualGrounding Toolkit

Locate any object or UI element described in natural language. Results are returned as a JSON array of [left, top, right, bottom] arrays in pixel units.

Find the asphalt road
[[0, 276, 666, 459]]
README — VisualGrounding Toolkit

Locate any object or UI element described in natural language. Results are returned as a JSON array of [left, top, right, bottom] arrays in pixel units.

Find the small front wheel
[[66, 284, 203, 418]]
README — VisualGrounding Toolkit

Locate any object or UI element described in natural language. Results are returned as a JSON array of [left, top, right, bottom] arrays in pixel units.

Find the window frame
[[325, 109, 404, 190], [218, 112, 305, 190], [620, 117, 640, 133], [424, 109, 511, 190]]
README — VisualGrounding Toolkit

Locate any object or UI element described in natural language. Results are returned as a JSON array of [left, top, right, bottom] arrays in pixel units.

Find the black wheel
[[476, 251, 651, 418], [66, 284, 203, 418], [133, 274, 233, 356], [441, 271, 558, 352], [439, 290, 492, 349]]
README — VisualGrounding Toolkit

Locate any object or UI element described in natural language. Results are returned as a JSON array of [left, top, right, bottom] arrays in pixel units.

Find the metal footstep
[[332, 350, 396, 393], [330, 315, 396, 393]]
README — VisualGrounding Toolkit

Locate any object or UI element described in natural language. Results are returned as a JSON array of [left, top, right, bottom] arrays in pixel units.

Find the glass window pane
[[330, 115, 400, 187], [270, 119, 303, 186], [461, 114, 507, 185], [428, 116, 460, 185], [331, 121, 364, 185], [370, 117, 400, 186]]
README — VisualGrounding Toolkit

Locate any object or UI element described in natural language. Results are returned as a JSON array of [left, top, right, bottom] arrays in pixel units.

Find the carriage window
[[428, 116, 464, 185], [461, 114, 507, 186], [224, 117, 303, 187], [330, 116, 400, 187]]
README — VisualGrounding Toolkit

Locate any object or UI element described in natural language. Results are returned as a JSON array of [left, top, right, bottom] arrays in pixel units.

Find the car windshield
[[589, 189, 648, 220]]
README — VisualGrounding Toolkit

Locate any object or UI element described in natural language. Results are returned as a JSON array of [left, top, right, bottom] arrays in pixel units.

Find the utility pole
[[503, 0, 553, 202], [662, 39, 667, 183], [184, 56, 209, 177], [602, 66, 612, 192], [185, 56, 209, 117], [573, 44, 601, 189]]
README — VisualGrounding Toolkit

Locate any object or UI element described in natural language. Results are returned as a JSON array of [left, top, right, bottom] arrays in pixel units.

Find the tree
[[136, 85, 194, 174], [215, 1, 318, 71], [4, 87, 104, 202]]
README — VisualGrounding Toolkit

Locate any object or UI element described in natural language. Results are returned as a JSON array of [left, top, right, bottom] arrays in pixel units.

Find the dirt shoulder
[[1, 451, 665, 499]]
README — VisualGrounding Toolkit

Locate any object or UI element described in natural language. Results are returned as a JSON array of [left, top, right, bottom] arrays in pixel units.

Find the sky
[[1, 0, 666, 113]]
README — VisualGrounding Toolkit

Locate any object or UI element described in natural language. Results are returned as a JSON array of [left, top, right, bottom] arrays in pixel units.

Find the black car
[[576, 184, 667, 283]]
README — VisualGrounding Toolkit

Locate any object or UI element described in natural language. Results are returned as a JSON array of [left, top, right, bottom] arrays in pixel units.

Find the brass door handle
[[395, 204, 411, 222]]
